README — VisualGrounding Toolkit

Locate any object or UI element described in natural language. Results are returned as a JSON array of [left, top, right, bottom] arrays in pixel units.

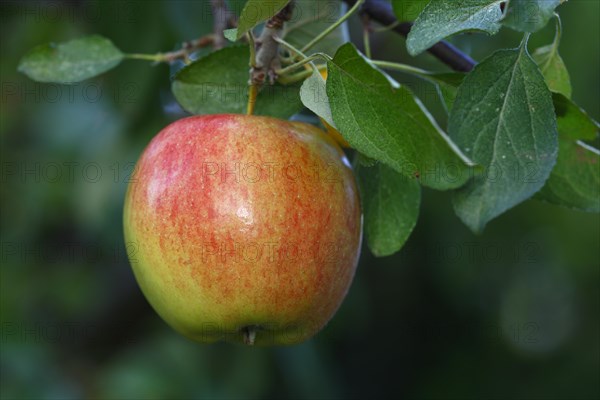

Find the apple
[[123, 114, 362, 345]]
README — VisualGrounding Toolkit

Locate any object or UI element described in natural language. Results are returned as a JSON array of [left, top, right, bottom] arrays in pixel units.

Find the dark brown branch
[[344, 0, 476, 72]]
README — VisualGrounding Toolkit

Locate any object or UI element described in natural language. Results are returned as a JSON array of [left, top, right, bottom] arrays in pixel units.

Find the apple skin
[[123, 114, 362, 345]]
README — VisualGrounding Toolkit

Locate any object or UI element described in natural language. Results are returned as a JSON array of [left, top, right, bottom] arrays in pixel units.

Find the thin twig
[[302, 0, 364, 53], [127, 35, 215, 63], [361, 13, 372, 59]]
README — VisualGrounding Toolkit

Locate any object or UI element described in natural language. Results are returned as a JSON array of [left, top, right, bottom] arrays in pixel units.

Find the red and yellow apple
[[123, 114, 362, 345]]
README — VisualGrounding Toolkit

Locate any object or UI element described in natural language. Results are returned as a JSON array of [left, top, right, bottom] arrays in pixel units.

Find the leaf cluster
[[18, 0, 598, 257]]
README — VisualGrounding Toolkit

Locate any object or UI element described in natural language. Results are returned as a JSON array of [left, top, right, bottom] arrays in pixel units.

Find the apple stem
[[247, 83, 258, 115], [242, 326, 257, 346]]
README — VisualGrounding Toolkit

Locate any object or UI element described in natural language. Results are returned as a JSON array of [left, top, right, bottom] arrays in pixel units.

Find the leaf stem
[[274, 37, 308, 59], [363, 26, 372, 59], [126, 53, 163, 62], [273, 37, 331, 85], [277, 68, 313, 84], [551, 13, 562, 54], [370, 60, 432, 78], [301, 0, 365, 53], [275, 52, 332, 76], [361, 12, 373, 59], [284, 4, 333, 36], [247, 31, 257, 67], [520, 33, 532, 53], [124, 35, 215, 64]]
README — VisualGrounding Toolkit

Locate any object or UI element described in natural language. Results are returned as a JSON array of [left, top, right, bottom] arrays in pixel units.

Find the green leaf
[[449, 43, 558, 233], [392, 0, 429, 22], [236, 0, 290, 39], [291, 0, 348, 129], [18, 35, 123, 83], [224, 28, 238, 42], [532, 44, 571, 97], [172, 46, 303, 118], [502, 0, 562, 33], [532, 17, 571, 97], [356, 162, 421, 257], [406, 0, 504, 56], [300, 69, 336, 128], [535, 139, 600, 212], [327, 43, 474, 190], [284, 0, 349, 57], [553, 93, 599, 141], [535, 93, 600, 211]]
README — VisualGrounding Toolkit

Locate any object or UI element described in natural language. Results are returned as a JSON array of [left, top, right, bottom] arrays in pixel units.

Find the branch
[[250, 1, 295, 86], [167, 36, 215, 62], [344, 0, 476, 72], [211, 0, 237, 50], [127, 35, 215, 63]]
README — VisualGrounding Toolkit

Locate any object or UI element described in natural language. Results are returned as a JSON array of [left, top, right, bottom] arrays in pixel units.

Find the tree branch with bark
[[249, 1, 296, 87]]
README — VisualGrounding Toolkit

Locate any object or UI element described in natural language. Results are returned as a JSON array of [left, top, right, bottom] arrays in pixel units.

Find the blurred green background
[[1, 1, 598, 398]]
